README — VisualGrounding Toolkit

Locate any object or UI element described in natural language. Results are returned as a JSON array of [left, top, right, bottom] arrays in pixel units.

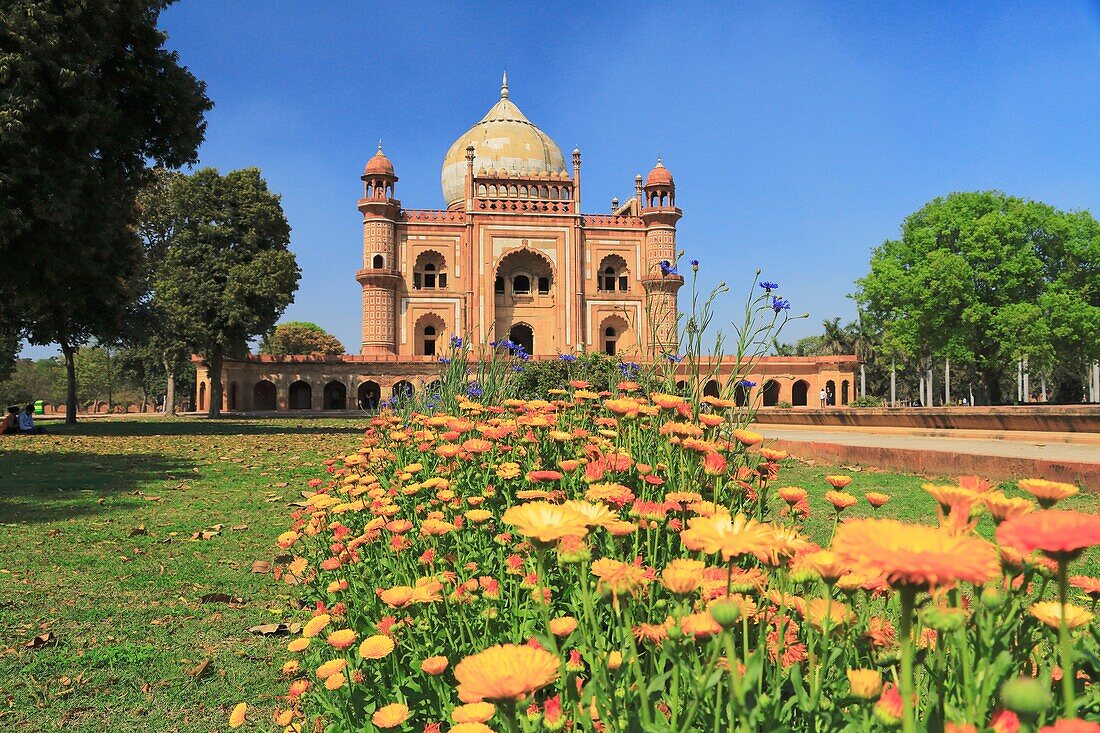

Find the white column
[[890, 361, 896, 407], [1040, 374, 1047, 403], [944, 359, 951, 406], [927, 365, 934, 408], [1017, 359, 1023, 402], [969, 385, 975, 407], [1022, 356, 1030, 403], [919, 375, 925, 407], [860, 363, 866, 400]]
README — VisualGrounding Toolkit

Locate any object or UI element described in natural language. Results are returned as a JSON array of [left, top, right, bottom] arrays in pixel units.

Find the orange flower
[[228, 702, 247, 729], [420, 656, 449, 675], [560, 500, 619, 528], [327, 629, 357, 650], [760, 448, 788, 461], [702, 451, 727, 476], [957, 475, 993, 493], [378, 585, 417, 608], [462, 438, 494, 454], [680, 513, 773, 561], [548, 616, 578, 637], [1038, 720, 1100, 732], [996, 510, 1100, 561], [465, 509, 493, 524], [826, 490, 858, 511], [302, 613, 331, 639], [503, 502, 589, 543], [315, 658, 347, 679], [795, 550, 847, 582], [732, 429, 763, 447], [801, 598, 854, 630], [680, 612, 723, 638], [452, 702, 496, 723], [591, 558, 651, 597], [1030, 601, 1093, 630], [865, 492, 890, 509], [832, 518, 1000, 591], [923, 483, 978, 511], [324, 672, 346, 690], [825, 475, 852, 489], [983, 491, 1035, 523], [777, 486, 808, 505], [454, 643, 559, 702], [359, 634, 396, 659], [451, 724, 495, 733], [661, 558, 706, 595], [604, 398, 641, 417], [372, 703, 410, 729], [1069, 575, 1100, 600], [1017, 479, 1079, 507], [525, 470, 564, 482], [847, 669, 883, 699], [287, 637, 310, 653], [650, 392, 687, 410]]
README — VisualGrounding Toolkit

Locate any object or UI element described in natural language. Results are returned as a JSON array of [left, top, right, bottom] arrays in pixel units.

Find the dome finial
[[377, 139, 383, 153], [501, 69, 509, 99]]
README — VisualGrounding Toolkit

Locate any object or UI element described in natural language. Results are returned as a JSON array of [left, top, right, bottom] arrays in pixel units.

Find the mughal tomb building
[[195, 76, 858, 412]]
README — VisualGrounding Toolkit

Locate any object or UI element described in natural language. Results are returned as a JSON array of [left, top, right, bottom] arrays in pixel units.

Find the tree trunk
[[163, 360, 177, 417], [206, 351, 223, 418], [60, 340, 78, 425], [983, 367, 1003, 405]]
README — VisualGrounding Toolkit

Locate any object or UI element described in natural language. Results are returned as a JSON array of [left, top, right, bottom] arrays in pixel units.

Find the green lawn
[[0, 417, 1095, 732]]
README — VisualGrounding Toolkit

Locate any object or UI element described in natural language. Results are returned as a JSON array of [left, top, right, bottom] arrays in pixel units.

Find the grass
[[0, 416, 1095, 731]]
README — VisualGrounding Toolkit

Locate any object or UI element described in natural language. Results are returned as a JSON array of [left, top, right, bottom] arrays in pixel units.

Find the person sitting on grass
[[1, 406, 19, 435], [18, 404, 45, 434]]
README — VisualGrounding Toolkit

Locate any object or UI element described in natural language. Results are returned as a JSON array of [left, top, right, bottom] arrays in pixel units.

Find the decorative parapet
[[398, 209, 467, 223], [582, 214, 645, 228]]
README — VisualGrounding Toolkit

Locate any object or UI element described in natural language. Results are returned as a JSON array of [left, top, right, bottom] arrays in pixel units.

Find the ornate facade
[[194, 77, 858, 412]]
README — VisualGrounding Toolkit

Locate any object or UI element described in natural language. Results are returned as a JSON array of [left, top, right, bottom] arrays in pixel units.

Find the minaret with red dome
[[357, 144, 402, 354], [640, 158, 683, 354]]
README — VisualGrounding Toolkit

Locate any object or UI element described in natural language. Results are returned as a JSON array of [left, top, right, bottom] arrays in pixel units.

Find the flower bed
[[241, 387, 1100, 732]]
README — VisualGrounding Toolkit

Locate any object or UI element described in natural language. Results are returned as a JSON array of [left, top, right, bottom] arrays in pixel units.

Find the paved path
[[751, 424, 1100, 486]]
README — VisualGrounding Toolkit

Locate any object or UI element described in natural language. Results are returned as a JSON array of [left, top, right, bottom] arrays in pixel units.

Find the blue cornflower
[[759, 280, 778, 291], [467, 386, 484, 398], [438, 357, 451, 365], [559, 353, 578, 362], [512, 364, 525, 372], [450, 335, 463, 349], [690, 259, 699, 270], [488, 340, 499, 348], [659, 260, 678, 276], [664, 352, 684, 363], [771, 296, 791, 312], [619, 361, 641, 375], [737, 379, 757, 388]]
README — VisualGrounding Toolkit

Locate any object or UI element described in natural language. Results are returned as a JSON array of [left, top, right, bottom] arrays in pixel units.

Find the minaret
[[357, 143, 401, 355], [639, 158, 683, 354]]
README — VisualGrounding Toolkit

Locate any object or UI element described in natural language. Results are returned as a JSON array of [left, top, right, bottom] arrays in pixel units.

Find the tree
[[156, 168, 299, 417], [855, 192, 1100, 404], [260, 322, 345, 356], [0, 1, 211, 422]]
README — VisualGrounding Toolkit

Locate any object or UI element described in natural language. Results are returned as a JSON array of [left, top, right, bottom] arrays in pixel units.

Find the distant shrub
[[850, 395, 885, 407], [776, 400, 793, 408]]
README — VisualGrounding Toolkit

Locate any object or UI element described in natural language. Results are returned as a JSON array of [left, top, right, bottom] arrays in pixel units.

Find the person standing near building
[[819, 387, 826, 407]]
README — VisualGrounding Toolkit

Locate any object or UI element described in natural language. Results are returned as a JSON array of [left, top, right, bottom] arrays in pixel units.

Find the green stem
[[899, 586, 917, 733], [1057, 561, 1076, 718]]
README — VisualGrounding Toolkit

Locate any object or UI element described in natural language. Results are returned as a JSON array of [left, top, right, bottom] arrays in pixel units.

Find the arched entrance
[[288, 380, 311, 410], [792, 380, 809, 407], [198, 382, 206, 412], [841, 380, 850, 405], [253, 380, 277, 410], [825, 380, 836, 406], [357, 380, 380, 410], [508, 323, 534, 355], [762, 380, 780, 407], [675, 380, 688, 395], [734, 383, 750, 407], [392, 380, 414, 401], [323, 381, 347, 410], [703, 380, 720, 398], [228, 382, 238, 411]]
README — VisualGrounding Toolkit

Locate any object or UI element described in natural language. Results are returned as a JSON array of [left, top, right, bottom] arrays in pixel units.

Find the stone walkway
[[753, 424, 1100, 487]]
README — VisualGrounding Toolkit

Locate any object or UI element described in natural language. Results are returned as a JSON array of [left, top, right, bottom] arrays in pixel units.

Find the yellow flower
[[680, 513, 773, 562], [421, 655, 449, 675], [801, 598, 854, 631], [561, 500, 619, 528], [324, 672, 346, 690], [287, 637, 310, 653], [315, 658, 347, 679], [359, 634, 396, 660], [502, 502, 589, 544], [591, 558, 651, 597], [465, 509, 493, 524], [847, 668, 883, 699], [983, 491, 1035, 522], [795, 551, 847, 582], [454, 643, 559, 702], [228, 702, 247, 729], [548, 616, 578, 637], [452, 701, 496, 723], [607, 651, 623, 670], [732, 429, 764, 446], [372, 703, 410, 728], [825, 475, 852, 489], [1017, 478, 1079, 507], [450, 725, 495, 733], [327, 629, 357, 650], [660, 558, 706, 595], [302, 613, 330, 639], [378, 585, 417, 608], [1029, 601, 1093, 630]]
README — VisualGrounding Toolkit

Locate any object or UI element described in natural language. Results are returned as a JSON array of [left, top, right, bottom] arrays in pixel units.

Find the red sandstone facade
[[194, 77, 858, 412]]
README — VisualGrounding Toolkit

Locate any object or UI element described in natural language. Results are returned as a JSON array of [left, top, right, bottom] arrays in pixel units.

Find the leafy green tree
[[156, 168, 299, 417], [0, 1, 211, 422], [0, 357, 64, 407], [855, 192, 1100, 404], [260, 321, 345, 356]]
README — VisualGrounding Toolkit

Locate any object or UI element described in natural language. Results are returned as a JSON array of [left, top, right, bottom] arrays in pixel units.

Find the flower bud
[[709, 599, 741, 629], [981, 587, 1004, 611], [1000, 676, 1051, 716]]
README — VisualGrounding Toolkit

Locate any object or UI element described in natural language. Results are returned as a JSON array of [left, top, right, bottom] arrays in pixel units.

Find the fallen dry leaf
[[199, 593, 244, 605], [128, 526, 147, 537], [25, 632, 55, 650], [250, 560, 272, 574], [188, 659, 211, 679], [246, 622, 301, 636]]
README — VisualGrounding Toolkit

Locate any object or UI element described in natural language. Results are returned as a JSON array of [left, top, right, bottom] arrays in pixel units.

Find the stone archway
[[825, 380, 836, 406], [323, 381, 347, 410], [703, 380, 720, 398], [357, 380, 380, 410], [734, 383, 750, 407], [253, 380, 277, 410], [392, 380, 414, 401], [762, 380, 780, 407], [508, 323, 534, 355], [792, 379, 809, 407], [288, 380, 312, 410]]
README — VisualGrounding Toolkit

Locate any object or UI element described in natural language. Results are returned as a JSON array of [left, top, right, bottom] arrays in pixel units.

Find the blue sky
[[21, 1, 1100, 358]]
